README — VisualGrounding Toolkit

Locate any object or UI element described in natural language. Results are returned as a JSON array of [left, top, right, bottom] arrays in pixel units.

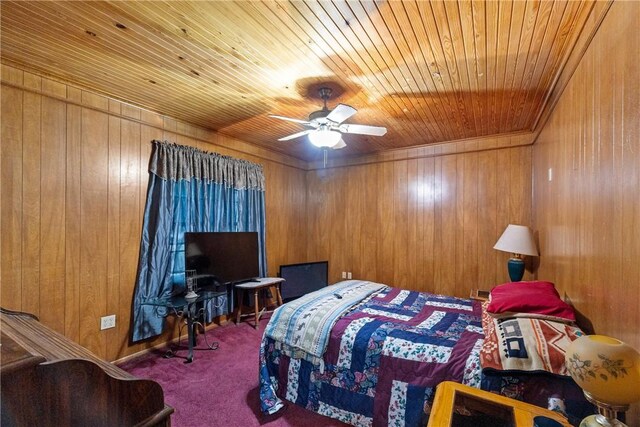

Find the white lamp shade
[[493, 224, 538, 256], [308, 129, 342, 148]]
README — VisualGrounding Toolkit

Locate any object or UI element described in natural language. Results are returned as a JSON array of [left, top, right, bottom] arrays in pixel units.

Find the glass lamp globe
[[565, 335, 640, 427], [308, 129, 342, 148]]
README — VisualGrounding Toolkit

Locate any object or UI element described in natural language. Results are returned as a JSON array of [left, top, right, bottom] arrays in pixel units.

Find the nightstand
[[470, 289, 491, 301], [427, 381, 571, 427]]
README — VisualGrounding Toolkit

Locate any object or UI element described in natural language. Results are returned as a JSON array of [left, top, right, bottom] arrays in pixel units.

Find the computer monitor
[[278, 261, 328, 302]]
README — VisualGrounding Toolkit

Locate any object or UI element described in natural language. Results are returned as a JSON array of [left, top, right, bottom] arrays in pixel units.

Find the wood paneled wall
[[0, 64, 308, 360], [307, 138, 533, 297], [533, 0, 639, 356], [0, 60, 535, 361], [533, 3, 639, 422]]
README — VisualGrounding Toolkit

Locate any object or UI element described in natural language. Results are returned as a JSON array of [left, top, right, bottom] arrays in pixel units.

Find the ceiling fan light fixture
[[308, 129, 342, 148]]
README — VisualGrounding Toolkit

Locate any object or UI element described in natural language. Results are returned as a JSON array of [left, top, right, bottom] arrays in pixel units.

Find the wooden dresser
[[0, 308, 173, 427]]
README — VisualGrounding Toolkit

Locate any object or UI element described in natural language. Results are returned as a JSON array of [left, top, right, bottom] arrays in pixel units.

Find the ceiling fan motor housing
[[308, 87, 334, 122]]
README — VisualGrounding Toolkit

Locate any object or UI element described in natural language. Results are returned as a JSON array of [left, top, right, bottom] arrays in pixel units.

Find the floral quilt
[[259, 286, 483, 427]]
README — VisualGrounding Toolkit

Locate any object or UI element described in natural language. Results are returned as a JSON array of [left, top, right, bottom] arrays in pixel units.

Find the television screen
[[278, 261, 328, 302], [185, 232, 260, 286]]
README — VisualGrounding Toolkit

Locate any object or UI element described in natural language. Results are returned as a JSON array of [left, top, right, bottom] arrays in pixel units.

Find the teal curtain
[[132, 141, 266, 342]]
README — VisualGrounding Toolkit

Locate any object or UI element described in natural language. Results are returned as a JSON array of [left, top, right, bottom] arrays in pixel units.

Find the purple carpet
[[118, 316, 349, 427]]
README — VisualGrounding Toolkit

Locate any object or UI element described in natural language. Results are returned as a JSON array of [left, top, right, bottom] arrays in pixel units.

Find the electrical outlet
[[347, 272, 352, 279], [342, 271, 347, 279], [100, 314, 116, 330]]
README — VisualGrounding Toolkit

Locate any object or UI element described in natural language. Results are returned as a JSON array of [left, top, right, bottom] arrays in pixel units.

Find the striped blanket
[[480, 308, 584, 376], [264, 280, 387, 365]]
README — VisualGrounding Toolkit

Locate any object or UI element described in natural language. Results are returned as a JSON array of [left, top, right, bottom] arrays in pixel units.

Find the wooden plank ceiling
[[1, 1, 595, 162]]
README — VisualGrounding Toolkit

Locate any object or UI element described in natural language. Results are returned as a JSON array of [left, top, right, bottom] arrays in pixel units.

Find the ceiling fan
[[269, 87, 387, 150]]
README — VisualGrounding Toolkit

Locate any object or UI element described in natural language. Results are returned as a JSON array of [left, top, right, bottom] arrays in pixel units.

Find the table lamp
[[565, 335, 640, 427], [184, 269, 198, 302], [493, 224, 538, 281]]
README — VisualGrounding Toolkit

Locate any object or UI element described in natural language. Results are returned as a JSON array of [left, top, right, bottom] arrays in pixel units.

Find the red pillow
[[487, 281, 576, 323]]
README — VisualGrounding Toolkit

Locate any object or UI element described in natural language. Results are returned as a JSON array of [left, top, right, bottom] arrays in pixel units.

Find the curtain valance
[[150, 140, 265, 191]]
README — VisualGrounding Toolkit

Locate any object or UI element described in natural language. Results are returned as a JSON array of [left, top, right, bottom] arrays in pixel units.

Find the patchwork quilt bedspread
[[259, 286, 484, 427]]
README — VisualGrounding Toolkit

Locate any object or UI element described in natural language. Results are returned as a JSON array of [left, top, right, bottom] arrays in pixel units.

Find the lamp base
[[579, 415, 627, 427], [507, 257, 525, 281], [185, 291, 199, 302], [579, 392, 629, 427]]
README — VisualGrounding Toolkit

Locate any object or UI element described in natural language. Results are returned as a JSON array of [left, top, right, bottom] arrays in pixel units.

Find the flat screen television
[[278, 261, 328, 302], [185, 232, 260, 286]]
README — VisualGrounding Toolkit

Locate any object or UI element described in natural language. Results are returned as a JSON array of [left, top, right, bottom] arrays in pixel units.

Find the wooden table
[[427, 381, 571, 427], [234, 277, 285, 328]]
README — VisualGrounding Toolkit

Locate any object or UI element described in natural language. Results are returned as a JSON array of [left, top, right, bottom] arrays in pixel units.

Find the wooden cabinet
[[0, 308, 173, 426]]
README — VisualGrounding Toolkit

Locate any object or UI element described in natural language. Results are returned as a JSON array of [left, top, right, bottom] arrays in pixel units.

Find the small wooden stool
[[234, 277, 285, 329]]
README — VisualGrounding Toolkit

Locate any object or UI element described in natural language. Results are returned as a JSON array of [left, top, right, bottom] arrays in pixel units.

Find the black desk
[[143, 289, 226, 363]]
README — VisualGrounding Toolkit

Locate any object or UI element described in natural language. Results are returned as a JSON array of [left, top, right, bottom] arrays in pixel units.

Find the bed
[[259, 280, 592, 426]]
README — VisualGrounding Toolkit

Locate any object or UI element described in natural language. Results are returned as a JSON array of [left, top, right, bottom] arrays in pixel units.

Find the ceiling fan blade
[[340, 124, 387, 136], [332, 139, 347, 149], [277, 129, 312, 141], [326, 104, 357, 124], [269, 114, 314, 126]]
